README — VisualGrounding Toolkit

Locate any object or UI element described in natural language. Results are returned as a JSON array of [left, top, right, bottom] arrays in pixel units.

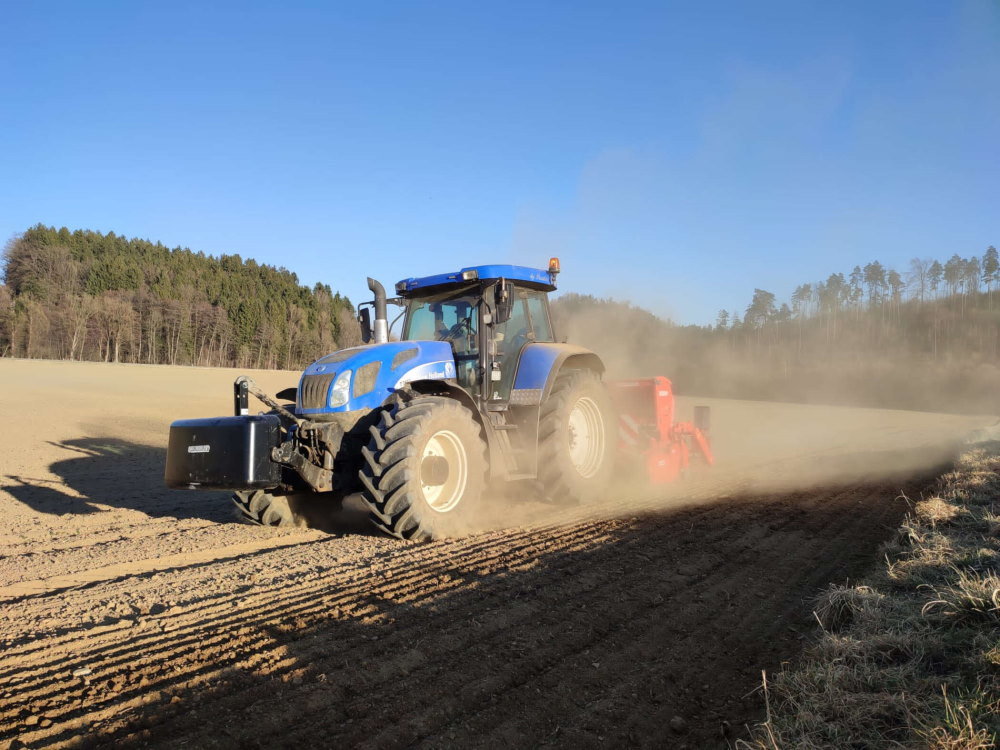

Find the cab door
[[488, 285, 554, 403]]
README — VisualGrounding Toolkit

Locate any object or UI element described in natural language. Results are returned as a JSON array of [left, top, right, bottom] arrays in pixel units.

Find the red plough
[[609, 376, 714, 483]]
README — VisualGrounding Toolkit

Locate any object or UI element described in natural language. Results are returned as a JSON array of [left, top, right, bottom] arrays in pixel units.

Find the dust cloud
[[454, 394, 991, 538], [552, 295, 1000, 417], [530, 299, 999, 527]]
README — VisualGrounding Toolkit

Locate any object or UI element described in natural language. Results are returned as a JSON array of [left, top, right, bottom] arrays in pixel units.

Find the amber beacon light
[[548, 257, 561, 274]]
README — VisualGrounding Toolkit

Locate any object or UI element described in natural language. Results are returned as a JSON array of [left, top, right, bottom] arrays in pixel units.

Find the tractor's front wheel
[[538, 370, 616, 504], [232, 490, 304, 527], [232, 490, 342, 529], [359, 396, 487, 541]]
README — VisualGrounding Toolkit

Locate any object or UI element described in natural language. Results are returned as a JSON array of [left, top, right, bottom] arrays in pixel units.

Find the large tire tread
[[358, 396, 486, 541], [232, 489, 300, 527], [232, 489, 342, 529], [537, 369, 616, 504]]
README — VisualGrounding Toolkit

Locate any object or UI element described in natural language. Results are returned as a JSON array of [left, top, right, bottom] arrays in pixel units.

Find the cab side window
[[524, 290, 553, 342], [495, 287, 553, 354], [496, 293, 528, 358]]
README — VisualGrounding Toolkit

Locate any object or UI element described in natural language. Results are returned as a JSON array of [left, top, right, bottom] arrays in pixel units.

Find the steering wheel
[[441, 318, 471, 342]]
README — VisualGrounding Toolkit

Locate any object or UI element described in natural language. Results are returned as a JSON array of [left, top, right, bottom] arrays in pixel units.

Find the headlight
[[328, 369, 352, 408]]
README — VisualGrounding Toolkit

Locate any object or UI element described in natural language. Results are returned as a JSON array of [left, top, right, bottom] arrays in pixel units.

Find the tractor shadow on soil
[[1, 437, 378, 534], [49, 468, 949, 750]]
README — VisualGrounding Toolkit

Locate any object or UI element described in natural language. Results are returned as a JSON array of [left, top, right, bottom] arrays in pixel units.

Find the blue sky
[[1, 1, 997, 324]]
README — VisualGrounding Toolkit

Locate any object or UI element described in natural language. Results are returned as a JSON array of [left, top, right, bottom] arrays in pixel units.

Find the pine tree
[[983, 246, 999, 307], [928, 261, 943, 297]]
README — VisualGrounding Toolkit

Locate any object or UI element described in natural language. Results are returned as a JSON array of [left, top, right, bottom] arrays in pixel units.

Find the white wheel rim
[[567, 396, 604, 478], [420, 429, 468, 513]]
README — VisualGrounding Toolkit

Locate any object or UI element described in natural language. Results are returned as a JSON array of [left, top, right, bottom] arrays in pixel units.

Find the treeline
[[724, 248, 999, 335], [3, 224, 997, 413], [554, 246, 1000, 415], [0, 225, 360, 369]]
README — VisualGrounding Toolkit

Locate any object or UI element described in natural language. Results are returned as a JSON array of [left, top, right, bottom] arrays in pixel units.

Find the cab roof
[[395, 264, 557, 296]]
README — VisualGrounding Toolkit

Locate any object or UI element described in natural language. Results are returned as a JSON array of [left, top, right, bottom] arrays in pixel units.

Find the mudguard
[[510, 343, 605, 406]]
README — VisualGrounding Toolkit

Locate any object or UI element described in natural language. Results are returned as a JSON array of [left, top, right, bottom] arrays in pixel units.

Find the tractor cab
[[361, 261, 561, 405]]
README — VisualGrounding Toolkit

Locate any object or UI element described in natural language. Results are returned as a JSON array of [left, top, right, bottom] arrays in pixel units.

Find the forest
[[2, 225, 998, 413], [0, 225, 359, 369]]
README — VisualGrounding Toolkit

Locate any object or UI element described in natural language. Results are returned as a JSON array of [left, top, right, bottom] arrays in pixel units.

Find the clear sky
[[1, 1, 997, 324]]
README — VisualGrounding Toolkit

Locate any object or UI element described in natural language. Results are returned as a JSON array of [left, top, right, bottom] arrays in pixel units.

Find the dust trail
[[551, 294, 1000, 416], [454, 364, 992, 536], [510, 300, 998, 525]]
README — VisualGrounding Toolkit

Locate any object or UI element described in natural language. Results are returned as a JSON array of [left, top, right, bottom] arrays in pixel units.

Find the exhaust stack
[[367, 277, 389, 344]]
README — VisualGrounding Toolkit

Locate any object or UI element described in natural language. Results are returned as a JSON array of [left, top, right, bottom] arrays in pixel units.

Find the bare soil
[[0, 359, 993, 749]]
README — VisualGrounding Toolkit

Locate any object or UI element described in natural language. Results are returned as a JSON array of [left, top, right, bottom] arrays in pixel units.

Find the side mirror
[[359, 306, 373, 344], [495, 284, 513, 324]]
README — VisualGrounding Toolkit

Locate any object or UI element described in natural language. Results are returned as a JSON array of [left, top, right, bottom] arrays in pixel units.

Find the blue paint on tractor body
[[513, 343, 604, 391], [296, 341, 456, 416], [396, 264, 556, 295], [511, 343, 561, 390]]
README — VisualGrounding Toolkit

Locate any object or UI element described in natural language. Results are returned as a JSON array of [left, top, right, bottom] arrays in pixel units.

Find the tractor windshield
[[402, 288, 479, 355]]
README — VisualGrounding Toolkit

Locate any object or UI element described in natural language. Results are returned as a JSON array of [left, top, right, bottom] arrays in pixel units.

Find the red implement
[[609, 376, 714, 483]]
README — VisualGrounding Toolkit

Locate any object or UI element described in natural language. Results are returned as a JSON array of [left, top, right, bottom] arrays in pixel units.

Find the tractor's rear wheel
[[538, 370, 616, 504], [358, 396, 486, 541]]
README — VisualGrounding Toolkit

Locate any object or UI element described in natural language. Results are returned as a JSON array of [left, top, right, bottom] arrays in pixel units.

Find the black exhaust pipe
[[367, 277, 388, 344]]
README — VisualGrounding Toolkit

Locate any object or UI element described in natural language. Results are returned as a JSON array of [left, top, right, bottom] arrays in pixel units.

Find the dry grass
[[916, 686, 998, 750], [922, 569, 1000, 625], [812, 584, 882, 632], [739, 440, 1000, 749], [916, 497, 965, 526]]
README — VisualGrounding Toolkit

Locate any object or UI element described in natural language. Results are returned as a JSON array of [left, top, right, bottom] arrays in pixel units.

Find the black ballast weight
[[165, 415, 281, 490]]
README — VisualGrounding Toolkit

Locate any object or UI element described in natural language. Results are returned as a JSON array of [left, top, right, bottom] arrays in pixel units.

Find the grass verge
[[740, 437, 1000, 749]]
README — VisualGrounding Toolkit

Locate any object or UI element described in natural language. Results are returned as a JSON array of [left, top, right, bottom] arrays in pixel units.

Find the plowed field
[[0, 359, 993, 748]]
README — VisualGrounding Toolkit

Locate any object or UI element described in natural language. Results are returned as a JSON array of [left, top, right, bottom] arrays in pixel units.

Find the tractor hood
[[296, 341, 456, 416]]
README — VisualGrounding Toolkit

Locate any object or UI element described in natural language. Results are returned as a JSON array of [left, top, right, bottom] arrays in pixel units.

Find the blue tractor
[[165, 259, 616, 540]]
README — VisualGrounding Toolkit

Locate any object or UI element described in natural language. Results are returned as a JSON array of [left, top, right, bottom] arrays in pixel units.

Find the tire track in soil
[[7, 516, 700, 744], [363, 486, 886, 749], [1, 520, 628, 707], [0, 471, 934, 750], [0, 534, 329, 600], [4, 514, 676, 720], [323, 494, 820, 747], [1, 524, 594, 701], [188, 514, 751, 748]]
